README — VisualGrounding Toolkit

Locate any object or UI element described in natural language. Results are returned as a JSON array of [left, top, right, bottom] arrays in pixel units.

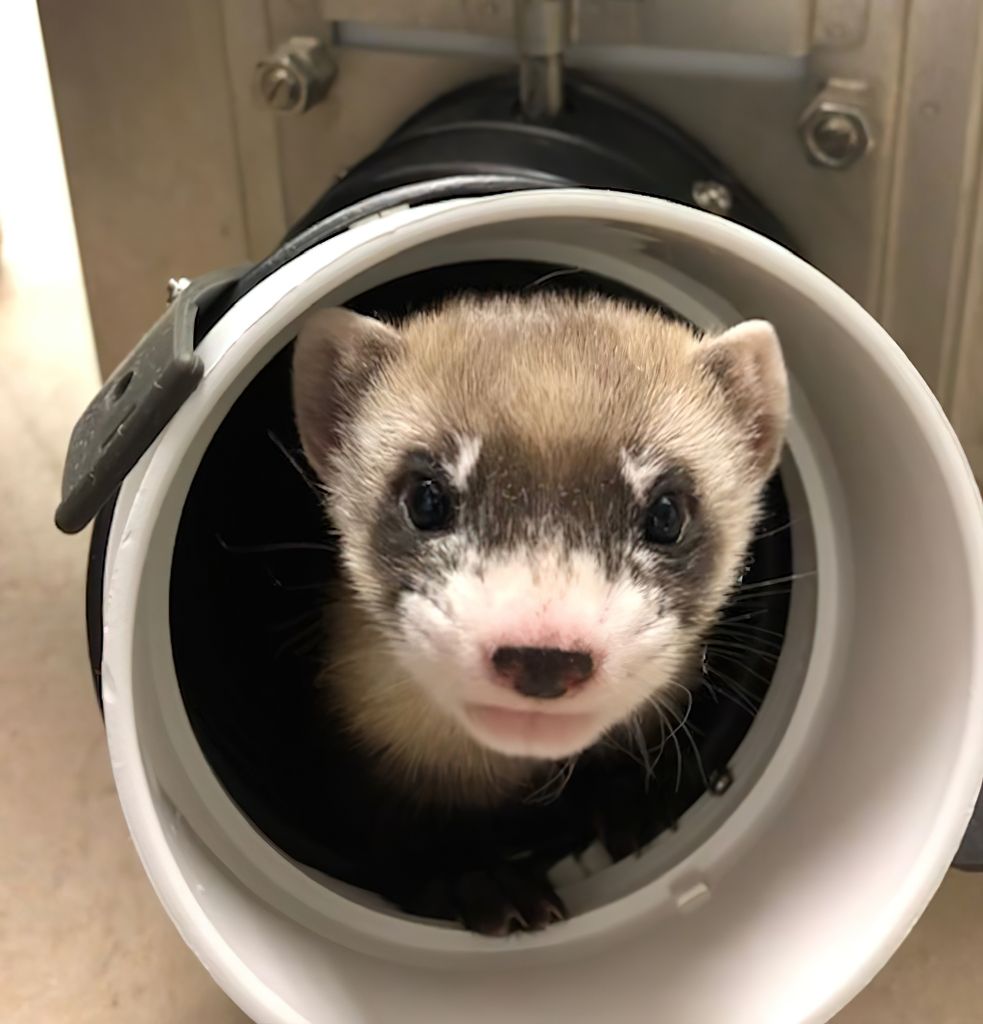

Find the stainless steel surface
[[799, 79, 872, 169], [218, 0, 288, 258], [37, 0, 248, 374], [882, 0, 983, 437], [514, 0, 574, 120], [254, 35, 335, 114], [811, 0, 872, 49], [37, 0, 983, 480], [690, 180, 733, 217], [319, 0, 816, 55]]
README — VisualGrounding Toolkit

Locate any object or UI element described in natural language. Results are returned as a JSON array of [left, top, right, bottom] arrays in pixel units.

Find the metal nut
[[255, 37, 335, 115], [799, 97, 872, 170]]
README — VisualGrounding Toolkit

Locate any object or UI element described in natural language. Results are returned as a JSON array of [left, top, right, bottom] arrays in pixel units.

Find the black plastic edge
[[196, 172, 569, 340], [954, 788, 983, 870], [84, 489, 120, 715], [55, 266, 247, 535]]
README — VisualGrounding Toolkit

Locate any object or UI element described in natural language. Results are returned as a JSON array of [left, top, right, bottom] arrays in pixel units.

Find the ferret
[[291, 292, 789, 935]]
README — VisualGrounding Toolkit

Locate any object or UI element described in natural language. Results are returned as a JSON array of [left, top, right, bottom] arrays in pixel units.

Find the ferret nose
[[490, 646, 594, 699]]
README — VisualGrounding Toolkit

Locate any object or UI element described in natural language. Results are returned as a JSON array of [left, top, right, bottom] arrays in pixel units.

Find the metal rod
[[514, 0, 573, 120]]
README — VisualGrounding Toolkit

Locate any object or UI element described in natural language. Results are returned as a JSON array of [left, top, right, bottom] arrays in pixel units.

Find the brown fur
[[292, 293, 788, 807]]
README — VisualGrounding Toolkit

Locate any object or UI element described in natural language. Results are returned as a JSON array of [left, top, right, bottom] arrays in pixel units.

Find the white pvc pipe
[[98, 190, 983, 1024]]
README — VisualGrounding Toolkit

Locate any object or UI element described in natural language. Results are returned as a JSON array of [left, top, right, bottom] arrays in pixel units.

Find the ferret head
[[293, 293, 788, 762]]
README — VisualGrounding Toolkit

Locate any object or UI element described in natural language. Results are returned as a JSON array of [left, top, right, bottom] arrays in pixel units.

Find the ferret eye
[[643, 493, 687, 546], [403, 476, 455, 532]]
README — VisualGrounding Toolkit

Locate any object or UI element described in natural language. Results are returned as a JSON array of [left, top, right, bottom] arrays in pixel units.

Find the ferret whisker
[[269, 579, 332, 592], [271, 614, 325, 659], [707, 636, 783, 660], [267, 606, 323, 634], [524, 756, 579, 804], [700, 678, 757, 717], [724, 587, 794, 606], [716, 607, 775, 624], [631, 715, 654, 789], [664, 701, 686, 793], [704, 638, 782, 663], [657, 681, 710, 740], [602, 729, 648, 769], [267, 429, 327, 499], [644, 691, 691, 792], [678, 711, 710, 788], [713, 619, 787, 641], [709, 622, 785, 646], [705, 641, 781, 664], [702, 665, 763, 714], [752, 516, 797, 541], [706, 658, 764, 697], [707, 649, 779, 687], [215, 533, 335, 556], [522, 266, 585, 291], [736, 570, 816, 592]]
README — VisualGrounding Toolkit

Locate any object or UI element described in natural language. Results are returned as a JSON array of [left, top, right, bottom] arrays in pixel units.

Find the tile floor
[[1, 2, 981, 1021]]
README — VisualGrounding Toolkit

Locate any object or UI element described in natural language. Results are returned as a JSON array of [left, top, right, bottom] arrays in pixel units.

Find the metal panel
[[36, 0, 983, 476], [318, 0, 815, 53], [37, 0, 249, 375], [877, 0, 983, 395], [219, 0, 289, 256], [948, 151, 983, 478], [310, 0, 900, 316]]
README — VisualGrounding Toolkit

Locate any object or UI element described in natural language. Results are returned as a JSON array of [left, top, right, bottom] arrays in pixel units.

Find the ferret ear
[[292, 307, 403, 480], [698, 320, 789, 479]]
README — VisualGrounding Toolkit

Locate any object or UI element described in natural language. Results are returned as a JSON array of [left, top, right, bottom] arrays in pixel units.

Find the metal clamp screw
[[708, 768, 734, 796], [255, 37, 335, 115], [166, 276, 190, 303], [691, 180, 733, 217], [799, 83, 872, 169]]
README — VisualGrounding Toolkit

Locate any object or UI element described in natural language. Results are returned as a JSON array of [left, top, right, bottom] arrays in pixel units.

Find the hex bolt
[[254, 37, 335, 115], [691, 180, 733, 217], [799, 87, 872, 170]]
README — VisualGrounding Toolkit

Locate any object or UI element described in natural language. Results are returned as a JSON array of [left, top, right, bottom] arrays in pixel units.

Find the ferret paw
[[412, 863, 567, 937]]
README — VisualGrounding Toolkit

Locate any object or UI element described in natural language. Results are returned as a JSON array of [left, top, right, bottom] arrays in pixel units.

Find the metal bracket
[[54, 266, 245, 535]]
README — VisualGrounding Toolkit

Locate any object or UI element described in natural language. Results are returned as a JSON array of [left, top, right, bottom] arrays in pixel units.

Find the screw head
[[254, 37, 335, 115], [166, 276, 190, 303], [708, 767, 734, 796], [258, 65, 303, 112], [691, 180, 733, 217], [800, 100, 871, 170]]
